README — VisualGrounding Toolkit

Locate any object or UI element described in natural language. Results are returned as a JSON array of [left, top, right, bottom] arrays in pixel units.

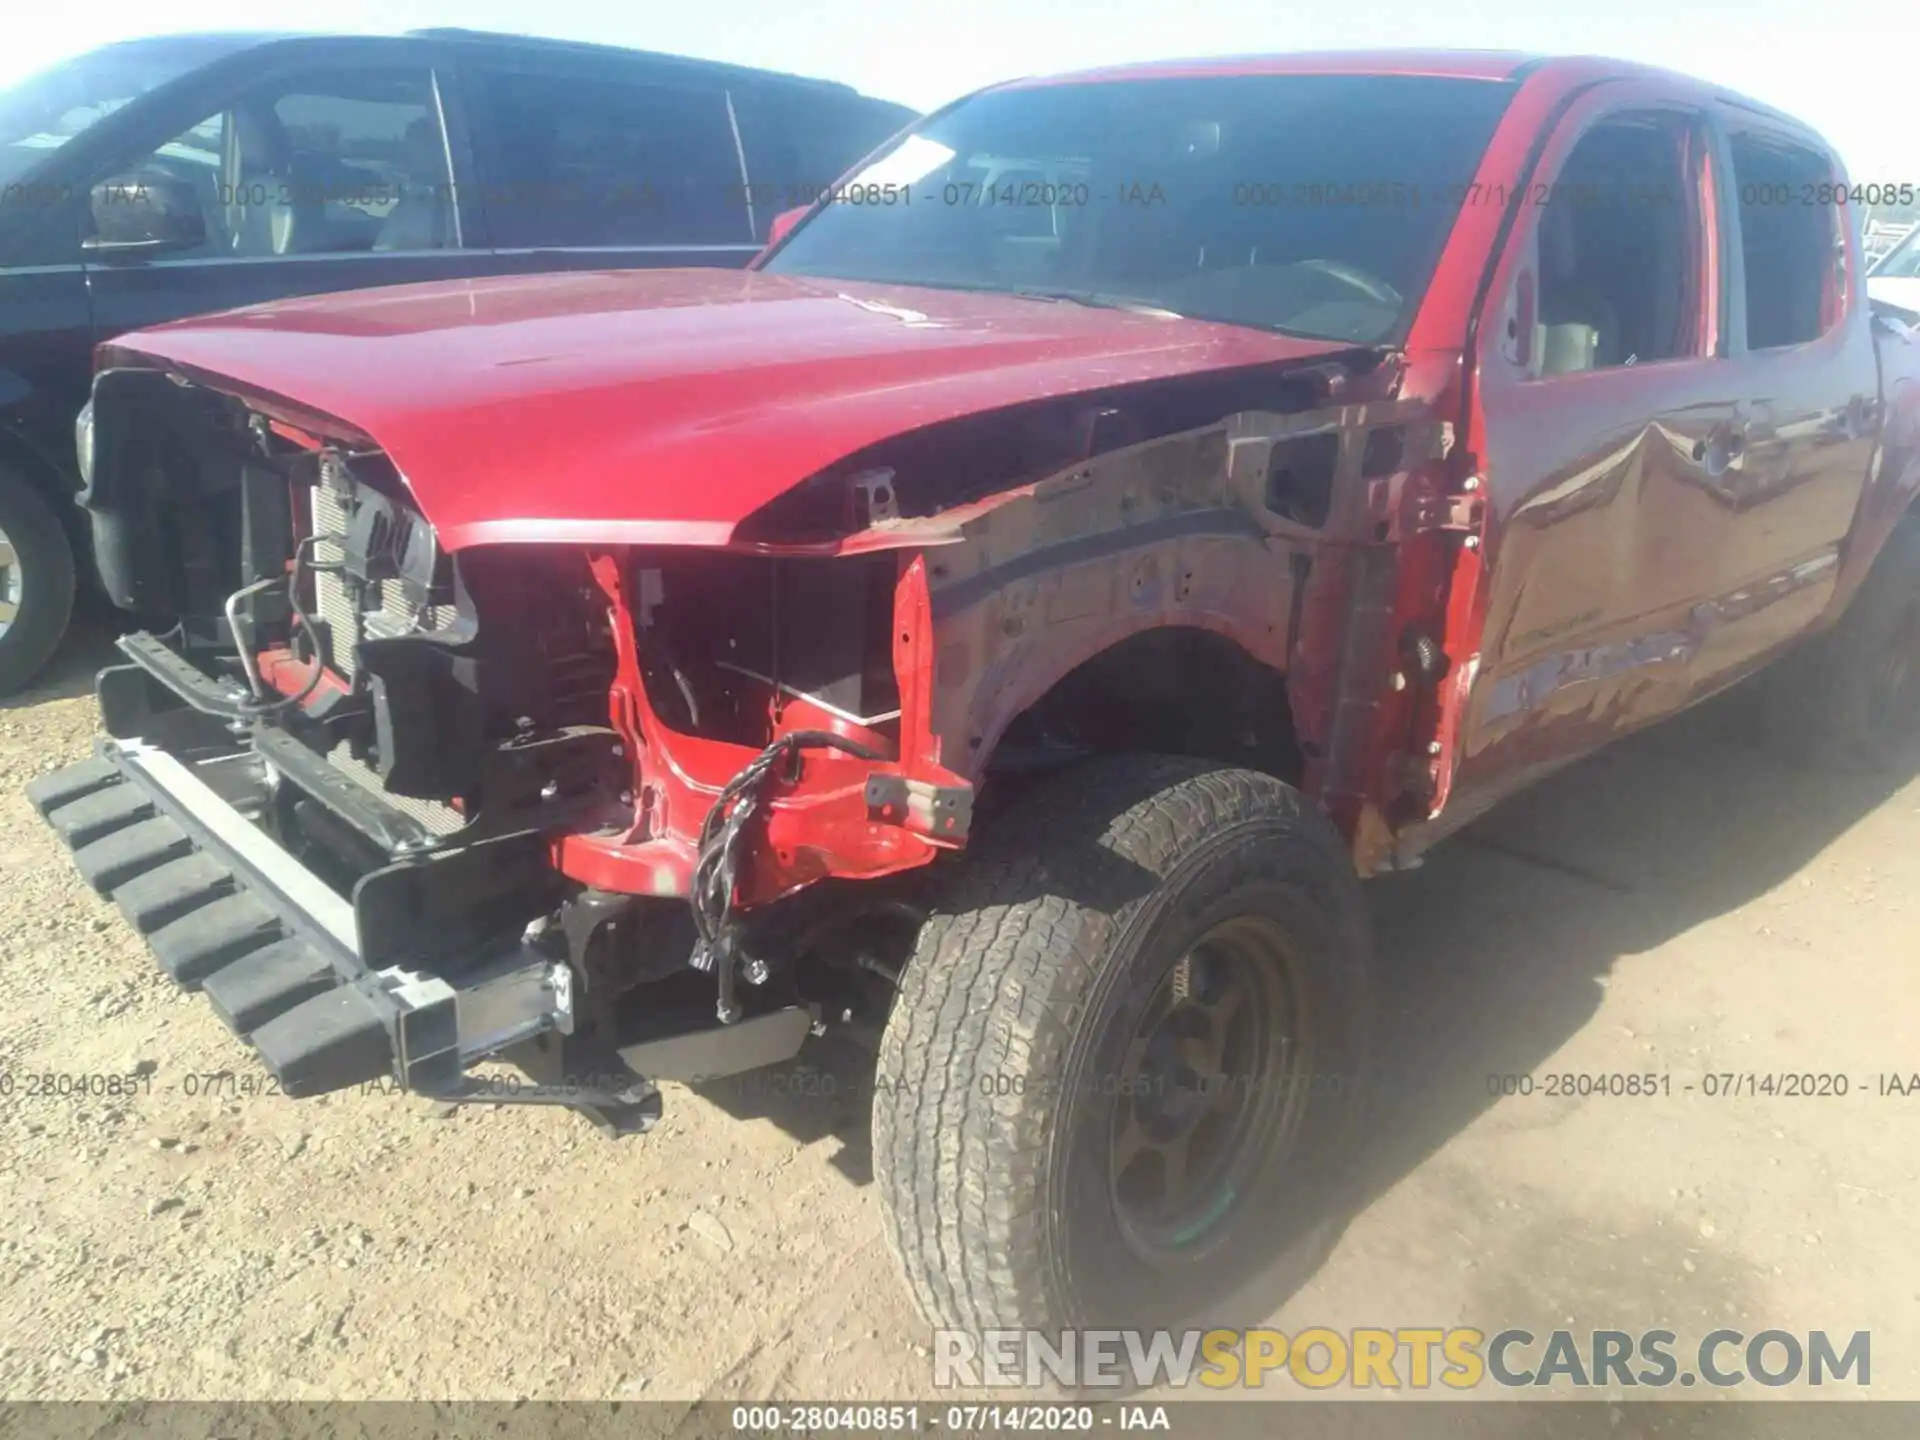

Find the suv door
[[462, 56, 760, 269], [0, 185, 92, 486], [1453, 85, 1744, 792], [82, 39, 494, 343]]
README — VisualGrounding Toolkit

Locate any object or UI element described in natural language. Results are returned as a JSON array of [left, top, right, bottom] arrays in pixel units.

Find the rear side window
[[731, 87, 909, 241], [473, 68, 752, 248], [1729, 131, 1842, 349]]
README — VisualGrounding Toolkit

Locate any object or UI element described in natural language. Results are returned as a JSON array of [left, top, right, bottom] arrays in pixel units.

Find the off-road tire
[[0, 465, 77, 697], [1762, 517, 1920, 770], [872, 755, 1371, 1341]]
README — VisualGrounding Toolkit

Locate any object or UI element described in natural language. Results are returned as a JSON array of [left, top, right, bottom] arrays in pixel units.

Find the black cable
[[688, 729, 885, 1021], [691, 730, 876, 944]]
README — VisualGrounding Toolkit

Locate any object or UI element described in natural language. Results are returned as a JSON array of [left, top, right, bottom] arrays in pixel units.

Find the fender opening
[[987, 627, 1304, 789]]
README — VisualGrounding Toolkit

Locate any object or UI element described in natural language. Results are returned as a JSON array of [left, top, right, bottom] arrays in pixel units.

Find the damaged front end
[[37, 365, 976, 1128], [35, 333, 1470, 1130]]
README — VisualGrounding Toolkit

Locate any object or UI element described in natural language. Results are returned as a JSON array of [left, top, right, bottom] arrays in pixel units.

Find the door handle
[[1691, 422, 1746, 476]]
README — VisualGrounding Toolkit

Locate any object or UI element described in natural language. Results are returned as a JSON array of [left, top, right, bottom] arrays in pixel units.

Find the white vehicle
[[1868, 222, 1920, 317]]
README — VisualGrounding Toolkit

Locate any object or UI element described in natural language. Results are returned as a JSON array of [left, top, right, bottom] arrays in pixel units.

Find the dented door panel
[[1445, 88, 1747, 810], [1468, 367, 1746, 766]]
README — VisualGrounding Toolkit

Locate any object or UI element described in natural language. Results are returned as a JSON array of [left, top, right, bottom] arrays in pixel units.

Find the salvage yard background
[[3, 621, 1917, 1401]]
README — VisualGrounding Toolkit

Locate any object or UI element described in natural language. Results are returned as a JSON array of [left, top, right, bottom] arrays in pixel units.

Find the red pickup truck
[[28, 50, 1920, 1338]]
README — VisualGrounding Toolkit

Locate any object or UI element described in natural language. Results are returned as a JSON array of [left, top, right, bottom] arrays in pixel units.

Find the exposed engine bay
[[55, 342, 1456, 1127]]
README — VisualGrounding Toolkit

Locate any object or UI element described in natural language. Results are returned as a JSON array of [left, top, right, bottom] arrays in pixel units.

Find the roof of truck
[[1018, 50, 1541, 84], [1001, 49, 1809, 135]]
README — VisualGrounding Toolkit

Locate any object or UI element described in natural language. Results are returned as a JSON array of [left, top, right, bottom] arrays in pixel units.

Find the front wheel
[[872, 756, 1371, 1340], [0, 465, 78, 696]]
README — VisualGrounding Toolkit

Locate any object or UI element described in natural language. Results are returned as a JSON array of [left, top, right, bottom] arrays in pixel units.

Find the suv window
[[475, 69, 752, 248], [1729, 131, 1840, 349], [271, 84, 453, 250], [0, 36, 255, 185], [104, 69, 451, 259], [1530, 115, 1705, 376], [764, 74, 1517, 345], [731, 87, 905, 241]]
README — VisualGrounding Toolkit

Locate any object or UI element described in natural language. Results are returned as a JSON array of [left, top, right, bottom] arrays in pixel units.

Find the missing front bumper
[[25, 743, 593, 1107]]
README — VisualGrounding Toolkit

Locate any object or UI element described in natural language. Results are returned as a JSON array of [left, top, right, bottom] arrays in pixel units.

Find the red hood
[[104, 268, 1363, 550]]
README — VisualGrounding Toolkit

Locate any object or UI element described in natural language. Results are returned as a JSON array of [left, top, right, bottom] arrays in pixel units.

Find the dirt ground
[[2, 619, 1916, 1406]]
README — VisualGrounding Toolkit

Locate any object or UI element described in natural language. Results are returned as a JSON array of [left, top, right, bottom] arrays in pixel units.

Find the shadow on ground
[[696, 692, 1914, 1280], [1356, 694, 1907, 1204], [0, 604, 122, 710]]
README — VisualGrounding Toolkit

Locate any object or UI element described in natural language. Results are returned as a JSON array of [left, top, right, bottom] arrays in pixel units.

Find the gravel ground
[[2, 620, 1916, 1403]]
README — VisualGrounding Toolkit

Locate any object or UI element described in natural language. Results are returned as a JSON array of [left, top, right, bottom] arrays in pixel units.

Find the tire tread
[[873, 756, 1363, 1335], [0, 464, 78, 697]]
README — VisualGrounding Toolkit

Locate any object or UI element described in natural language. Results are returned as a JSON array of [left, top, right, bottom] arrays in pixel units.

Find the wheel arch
[[0, 367, 82, 496], [959, 620, 1306, 789]]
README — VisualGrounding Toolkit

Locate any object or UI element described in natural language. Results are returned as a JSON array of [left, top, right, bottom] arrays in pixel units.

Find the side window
[[1728, 132, 1842, 349], [93, 111, 228, 259], [1529, 114, 1705, 378], [103, 70, 452, 259], [266, 78, 453, 252], [731, 88, 904, 241], [474, 69, 752, 248]]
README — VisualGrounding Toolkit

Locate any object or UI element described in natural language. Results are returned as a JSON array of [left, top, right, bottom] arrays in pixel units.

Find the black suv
[[0, 28, 914, 692]]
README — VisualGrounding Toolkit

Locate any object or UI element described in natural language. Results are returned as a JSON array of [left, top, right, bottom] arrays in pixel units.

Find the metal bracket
[[864, 774, 974, 841], [849, 467, 900, 526], [415, 1074, 663, 1136], [1411, 490, 1486, 536]]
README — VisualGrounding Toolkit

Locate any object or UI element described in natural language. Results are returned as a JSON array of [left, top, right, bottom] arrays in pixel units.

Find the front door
[[82, 56, 496, 350], [1451, 84, 1745, 801], [0, 214, 92, 484]]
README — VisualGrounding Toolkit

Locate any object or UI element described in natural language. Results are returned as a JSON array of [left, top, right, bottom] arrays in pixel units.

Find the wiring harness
[[689, 729, 883, 1023]]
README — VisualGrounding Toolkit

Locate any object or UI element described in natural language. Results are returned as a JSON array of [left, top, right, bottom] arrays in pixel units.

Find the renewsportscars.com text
[[933, 1327, 1871, 1391]]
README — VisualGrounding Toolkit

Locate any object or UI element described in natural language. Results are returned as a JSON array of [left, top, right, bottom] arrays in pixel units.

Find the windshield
[[0, 37, 251, 185], [764, 73, 1517, 344], [1874, 225, 1920, 280]]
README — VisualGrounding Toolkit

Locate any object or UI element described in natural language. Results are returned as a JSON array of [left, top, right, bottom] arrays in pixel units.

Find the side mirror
[[766, 205, 809, 248], [84, 172, 206, 256]]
